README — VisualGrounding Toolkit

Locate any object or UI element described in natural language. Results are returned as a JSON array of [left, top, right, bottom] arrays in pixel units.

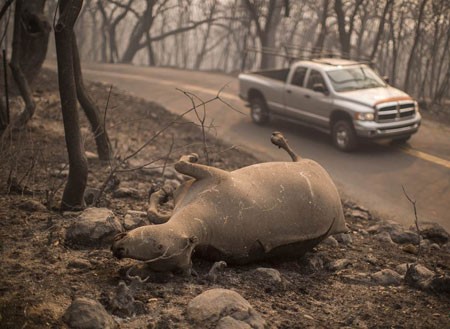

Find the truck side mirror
[[313, 83, 327, 94]]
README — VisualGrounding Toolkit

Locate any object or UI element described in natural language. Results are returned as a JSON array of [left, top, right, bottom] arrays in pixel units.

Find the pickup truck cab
[[238, 58, 421, 151]]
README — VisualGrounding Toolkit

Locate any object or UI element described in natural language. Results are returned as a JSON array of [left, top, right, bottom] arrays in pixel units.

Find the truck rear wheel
[[332, 120, 358, 152], [249, 97, 269, 125]]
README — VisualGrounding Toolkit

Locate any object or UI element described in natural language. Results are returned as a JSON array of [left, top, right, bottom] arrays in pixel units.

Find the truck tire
[[332, 120, 358, 152], [249, 97, 269, 125]]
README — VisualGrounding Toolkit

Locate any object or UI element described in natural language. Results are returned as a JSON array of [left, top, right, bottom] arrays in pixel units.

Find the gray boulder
[[334, 233, 353, 245], [253, 267, 286, 291], [416, 222, 449, 244], [322, 236, 339, 247], [62, 297, 117, 329], [112, 187, 141, 199], [371, 269, 402, 286], [65, 208, 123, 248], [187, 288, 266, 329], [390, 230, 420, 244]]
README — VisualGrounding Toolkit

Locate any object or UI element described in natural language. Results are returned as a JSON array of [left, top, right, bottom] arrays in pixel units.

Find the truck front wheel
[[332, 120, 358, 152], [249, 97, 269, 125]]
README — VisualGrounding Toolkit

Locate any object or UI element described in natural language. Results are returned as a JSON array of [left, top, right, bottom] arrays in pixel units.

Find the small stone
[[112, 187, 140, 199], [322, 236, 339, 247], [17, 199, 47, 212], [50, 169, 69, 178], [374, 231, 395, 245], [62, 297, 117, 329], [417, 222, 449, 244], [65, 208, 123, 248], [328, 259, 351, 271], [67, 258, 92, 270], [401, 244, 418, 254], [187, 289, 266, 329], [350, 209, 370, 221], [253, 267, 286, 290], [85, 151, 98, 160], [390, 230, 420, 244], [123, 210, 149, 230], [84, 188, 100, 206], [363, 254, 377, 265], [399, 263, 434, 280], [371, 269, 402, 286], [306, 255, 324, 272], [109, 281, 146, 317], [429, 243, 440, 250], [334, 233, 353, 245], [216, 316, 252, 329]]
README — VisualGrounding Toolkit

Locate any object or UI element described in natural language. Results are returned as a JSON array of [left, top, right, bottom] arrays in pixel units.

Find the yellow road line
[[399, 146, 450, 169]]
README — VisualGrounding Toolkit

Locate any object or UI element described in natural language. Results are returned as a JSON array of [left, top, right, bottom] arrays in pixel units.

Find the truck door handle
[[304, 94, 311, 99], [286, 89, 292, 94]]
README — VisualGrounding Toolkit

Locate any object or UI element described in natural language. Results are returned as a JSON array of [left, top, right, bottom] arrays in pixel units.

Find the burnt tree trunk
[[6, 0, 50, 128], [55, 0, 88, 210], [72, 33, 112, 161]]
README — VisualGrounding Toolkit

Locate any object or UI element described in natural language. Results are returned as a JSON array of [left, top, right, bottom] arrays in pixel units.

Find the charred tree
[[72, 33, 112, 161], [4, 0, 50, 128], [55, 0, 88, 210]]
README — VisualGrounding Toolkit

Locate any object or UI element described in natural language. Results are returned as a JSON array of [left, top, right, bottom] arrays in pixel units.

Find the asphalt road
[[45, 62, 450, 231]]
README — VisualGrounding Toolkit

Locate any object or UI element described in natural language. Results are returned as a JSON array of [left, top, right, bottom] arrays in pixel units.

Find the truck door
[[284, 66, 311, 121], [302, 70, 332, 128]]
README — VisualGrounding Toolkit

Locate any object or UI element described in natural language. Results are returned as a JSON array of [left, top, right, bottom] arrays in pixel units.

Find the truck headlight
[[355, 112, 374, 121]]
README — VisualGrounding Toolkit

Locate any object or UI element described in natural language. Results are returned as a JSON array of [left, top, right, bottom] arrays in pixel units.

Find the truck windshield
[[327, 66, 386, 92]]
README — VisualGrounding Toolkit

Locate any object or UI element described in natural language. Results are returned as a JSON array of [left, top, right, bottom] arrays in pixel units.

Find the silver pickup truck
[[239, 58, 421, 151]]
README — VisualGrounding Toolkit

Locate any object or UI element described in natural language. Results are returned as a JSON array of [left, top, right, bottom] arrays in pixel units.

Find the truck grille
[[376, 101, 416, 123]]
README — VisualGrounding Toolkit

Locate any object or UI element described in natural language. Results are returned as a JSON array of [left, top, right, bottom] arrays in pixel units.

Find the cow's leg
[[147, 185, 173, 224], [175, 153, 229, 180], [270, 131, 301, 162]]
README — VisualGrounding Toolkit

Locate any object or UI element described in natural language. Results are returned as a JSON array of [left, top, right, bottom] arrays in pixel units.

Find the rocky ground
[[0, 69, 449, 329]]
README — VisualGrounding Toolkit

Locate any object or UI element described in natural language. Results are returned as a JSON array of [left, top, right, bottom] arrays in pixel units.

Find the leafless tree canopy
[[60, 0, 449, 104]]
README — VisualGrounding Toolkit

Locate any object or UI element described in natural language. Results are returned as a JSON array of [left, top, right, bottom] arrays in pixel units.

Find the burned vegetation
[[0, 70, 449, 329]]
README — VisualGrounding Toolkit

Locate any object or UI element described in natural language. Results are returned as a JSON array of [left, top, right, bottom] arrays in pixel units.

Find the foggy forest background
[[4, 0, 450, 107]]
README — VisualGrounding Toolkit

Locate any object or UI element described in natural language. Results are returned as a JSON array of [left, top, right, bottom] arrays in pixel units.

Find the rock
[[187, 288, 266, 329], [322, 236, 339, 247], [62, 297, 117, 329], [206, 261, 227, 283], [85, 151, 98, 160], [396, 263, 434, 279], [306, 254, 324, 272], [367, 222, 402, 235], [390, 230, 420, 244], [112, 187, 141, 199], [417, 222, 449, 244], [334, 233, 353, 245], [363, 254, 378, 265], [84, 188, 100, 206], [427, 275, 450, 294], [65, 208, 123, 248], [429, 243, 440, 250], [401, 244, 418, 255], [123, 210, 149, 230], [328, 259, 351, 271], [50, 169, 69, 178], [216, 316, 252, 329], [374, 231, 395, 245], [371, 269, 402, 286], [350, 209, 370, 221], [253, 267, 286, 290], [109, 281, 146, 318], [17, 199, 47, 212], [67, 258, 92, 270]]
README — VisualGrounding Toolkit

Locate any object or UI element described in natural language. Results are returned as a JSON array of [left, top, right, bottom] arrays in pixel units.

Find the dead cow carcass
[[112, 132, 347, 272]]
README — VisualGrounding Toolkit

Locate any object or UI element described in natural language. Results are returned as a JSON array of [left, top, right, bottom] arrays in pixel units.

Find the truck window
[[290, 67, 307, 87], [306, 70, 327, 91]]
